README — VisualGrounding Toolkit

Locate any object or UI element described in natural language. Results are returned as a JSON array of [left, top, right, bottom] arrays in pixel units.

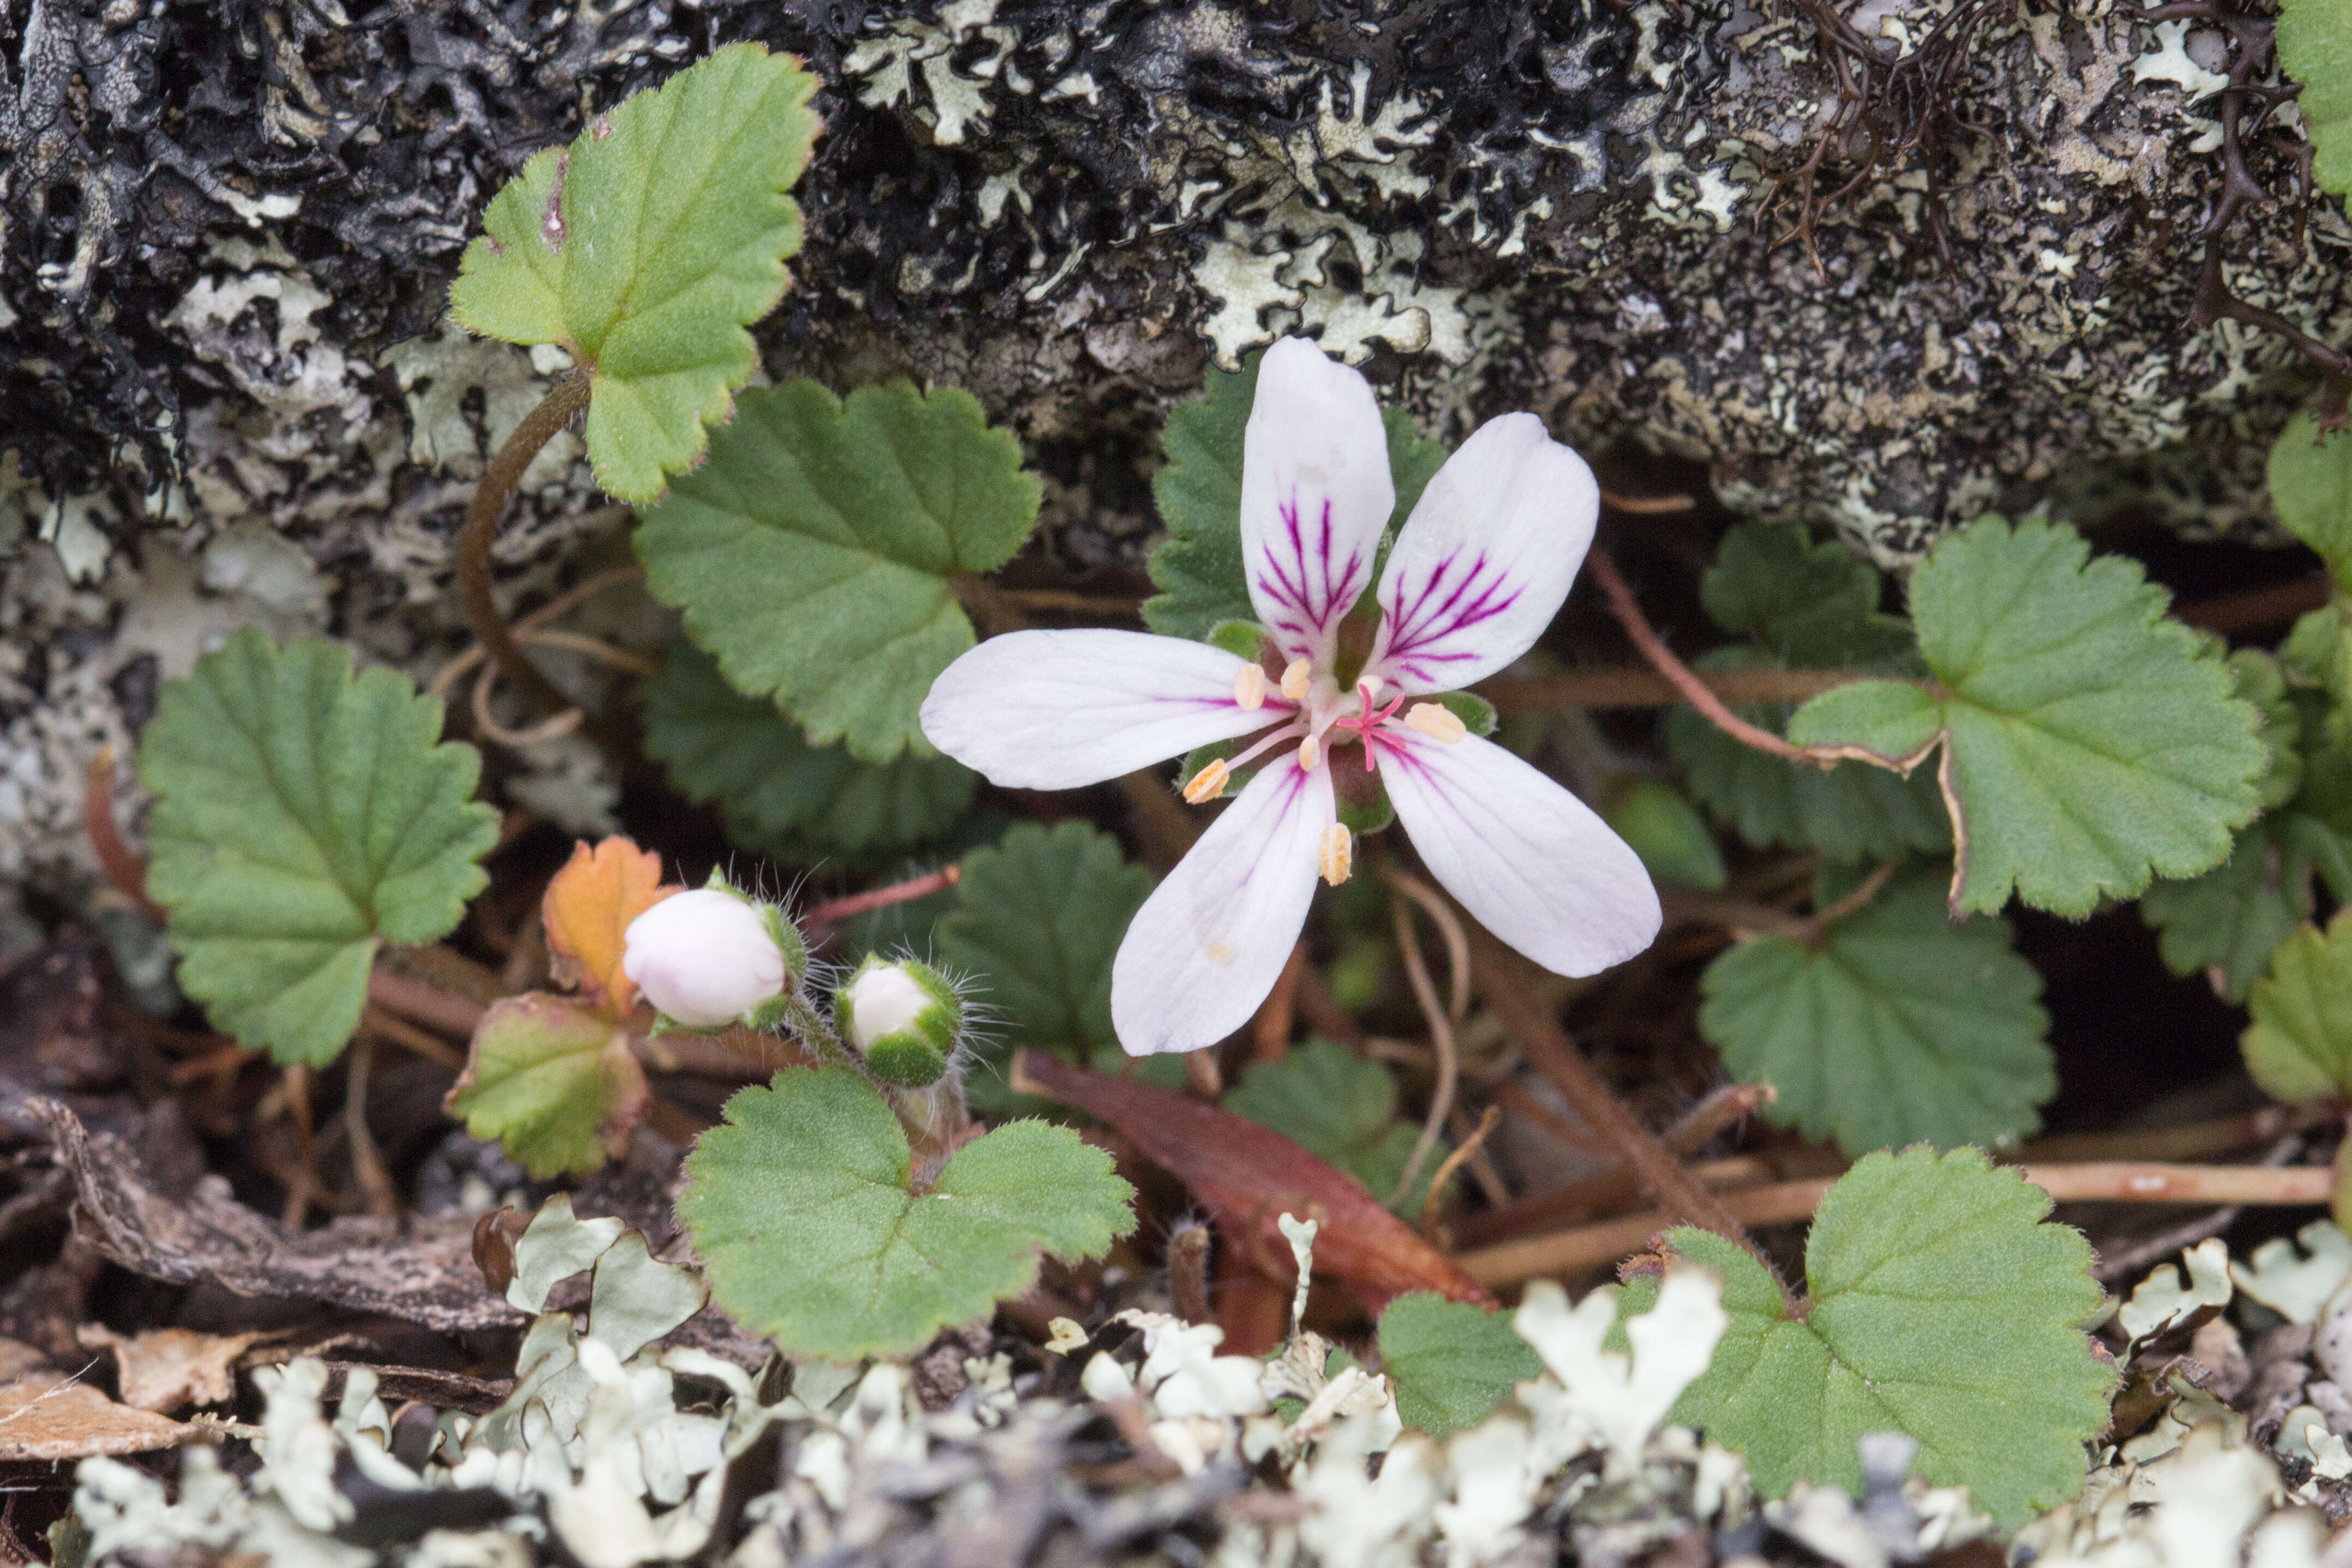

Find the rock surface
[[2, 0, 2347, 888]]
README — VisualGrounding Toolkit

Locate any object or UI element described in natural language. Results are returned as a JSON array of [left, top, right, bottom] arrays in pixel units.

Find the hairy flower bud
[[836, 957, 961, 1088], [622, 885, 799, 1029]]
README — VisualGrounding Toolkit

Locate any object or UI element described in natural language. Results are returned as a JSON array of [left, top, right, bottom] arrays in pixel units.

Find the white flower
[[921, 335, 1661, 1054], [621, 887, 789, 1028]]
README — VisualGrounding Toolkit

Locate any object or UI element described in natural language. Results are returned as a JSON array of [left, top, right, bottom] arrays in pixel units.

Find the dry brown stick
[[1423, 1106, 1503, 1239], [1185, 1049, 1224, 1099], [1294, 962, 1365, 1048], [280, 1065, 317, 1228], [997, 589, 1145, 615], [1447, 1103, 1514, 1209], [1456, 1094, 2326, 1252], [1599, 491, 1697, 514], [1119, 770, 1204, 870], [1453, 1152, 1786, 1250], [83, 747, 164, 922], [1659, 887, 1817, 941], [1168, 1223, 1213, 1324], [1469, 924, 1796, 1308], [2015, 1101, 2342, 1164], [1252, 944, 1309, 1062], [454, 369, 596, 726], [1480, 667, 1865, 712], [366, 969, 488, 1038], [1388, 884, 1462, 1209], [344, 1035, 400, 1219], [1666, 1083, 1778, 1152], [1459, 1163, 2338, 1287], [362, 1006, 469, 1072]]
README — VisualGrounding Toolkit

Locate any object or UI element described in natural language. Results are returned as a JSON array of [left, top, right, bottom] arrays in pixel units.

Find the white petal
[[921, 628, 1282, 789], [1379, 729, 1659, 976], [1365, 413, 1599, 693], [1241, 337, 1395, 666], [1111, 754, 1334, 1055]]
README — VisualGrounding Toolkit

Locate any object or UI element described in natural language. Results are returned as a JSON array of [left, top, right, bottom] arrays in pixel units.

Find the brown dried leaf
[[0, 1338, 194, 1460], [1012, 1050, 1491, 1311], [32, 1098, 518, 1332], [76, 1325, 264, 1412]]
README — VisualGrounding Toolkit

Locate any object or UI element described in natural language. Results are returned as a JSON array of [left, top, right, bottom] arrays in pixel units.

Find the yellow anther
[[1183, 758, 1231, 804], [1319, 822, 1353, 886], [1234, 664, 1268, 711], [1281, 658, 1313, 701], [1297, 734, 1321, 772], [1405, 702, 1468, 744]]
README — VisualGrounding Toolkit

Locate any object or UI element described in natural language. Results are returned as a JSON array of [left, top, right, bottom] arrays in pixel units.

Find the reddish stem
[[802, 864, 963, 928], [1583, 548, 1842, 768], [84, 748, 164, 922]]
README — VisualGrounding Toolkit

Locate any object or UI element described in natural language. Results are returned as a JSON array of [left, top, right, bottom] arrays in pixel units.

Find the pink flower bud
[[622, 888, 788, 1028]]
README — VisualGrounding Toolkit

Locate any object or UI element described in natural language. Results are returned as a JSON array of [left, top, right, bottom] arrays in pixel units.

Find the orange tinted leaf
[[544, 837, 675, 1016]]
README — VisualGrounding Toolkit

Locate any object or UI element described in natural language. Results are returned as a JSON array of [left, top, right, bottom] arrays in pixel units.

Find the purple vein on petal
[[1378, 549, 1523, 686], [1256, 492, 1366, 650]]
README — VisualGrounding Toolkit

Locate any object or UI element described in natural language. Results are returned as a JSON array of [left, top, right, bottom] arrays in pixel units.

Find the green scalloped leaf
[[1670, 525, 1946, 864], [1789, 516, 2265, 916], [137, 629, 499, 1066], [1142, 353, 1447, 641], [2243, 909, 2352, 1103], [934, 822, 1162, 1114], [635, 379, 1041, 763], [1697, 869, 2052, 1156], [1631, 1147, 2114, 1528], [1700, 522, 1915, 669], [446, 994, 649, 1180], [1378, 1292, 1542, 1436], [1602, 778, 1728, 890], [2142, 658, 2352, 1002], [449, 45, 820, 503], [1223, 1038, 1435, 1215], [1670, 650, 1950, 864], [2279, 0, 2352, 195], [642, 641, 974, 862], [679, 1064, 1135, 1360], [2271, 412, 2352, 586]]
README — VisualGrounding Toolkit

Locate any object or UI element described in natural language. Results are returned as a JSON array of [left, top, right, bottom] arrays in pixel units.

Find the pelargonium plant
[[921, 336, 1663, 1054]]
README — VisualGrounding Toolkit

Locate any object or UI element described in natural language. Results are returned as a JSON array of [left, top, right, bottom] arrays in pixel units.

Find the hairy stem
[[802, 865, 963, 929], [455, 370, 596, 726]]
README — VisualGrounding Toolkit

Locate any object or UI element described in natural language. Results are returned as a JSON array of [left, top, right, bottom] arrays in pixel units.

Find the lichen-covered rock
[[1, 0, 2345, 887]]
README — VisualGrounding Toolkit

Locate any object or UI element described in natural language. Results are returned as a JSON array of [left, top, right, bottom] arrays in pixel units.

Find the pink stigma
[[1336, 682, 1409, 770]]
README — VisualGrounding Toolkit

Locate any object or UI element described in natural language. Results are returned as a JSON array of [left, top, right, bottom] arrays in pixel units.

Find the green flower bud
[[835, 957, 961, 1088]]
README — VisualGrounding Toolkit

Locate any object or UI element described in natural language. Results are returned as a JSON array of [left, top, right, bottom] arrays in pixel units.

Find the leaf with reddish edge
[[446, 993, 649, 1179], [1012, 1048, 1491, 1309], [543, 837, 676, 1018]]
